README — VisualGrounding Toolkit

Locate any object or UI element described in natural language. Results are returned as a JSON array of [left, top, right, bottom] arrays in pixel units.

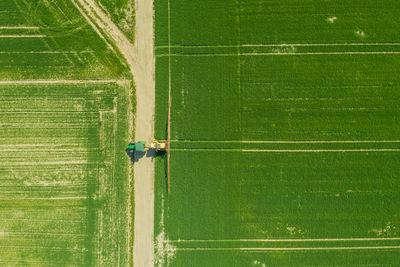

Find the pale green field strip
[[0, 51, 92, 54], [0, 29, 41, 35], [0, 35, 45, 38], [170, 140, 400, 151], [0, 79, 124, 84], [240, 149, 400, 152], [172, 139, 400, 143], [177, 247, 400, 251], [0, 82, 131, 266], [172, 237, 400, 243], [171, 148, 400, 153], [158, 42, 400, 49], [158, 52, 400, 57], [0, 26, 39, 29], [0, 0, 133, 265]]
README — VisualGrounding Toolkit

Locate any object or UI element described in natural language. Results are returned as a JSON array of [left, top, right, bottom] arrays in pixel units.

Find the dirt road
[[131, 0, 155, 266], [73, 0, 155, 266]]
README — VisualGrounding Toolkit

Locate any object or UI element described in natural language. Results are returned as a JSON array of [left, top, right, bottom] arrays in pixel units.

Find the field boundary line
[[0, 259, 81, 267], [241, 246, 400, 251], [0, 148, 88, 152], [243, 51, 400, 56], [0, 35, 45, 38], [174, 246, 400, 251], [158, 51, 400, 57], [0, 26, 39, 29], [1, 232, 85, 236], [241, 237, 400, 242], [172, 140, 400, 144], [0, 184, 87, 188], [156, 42, 400, 49], [0, 51, 92, 54], [169, 237, 400, 242], [0, 160, 87, 165], [167, 0, 172, 194], [242, 149, 400, 152], [0, 79, 124, 85], [170, 148, 400, 152], [244, 43, 400, 47], [0, 196, 87, 200], [0, 245, 83, 251]]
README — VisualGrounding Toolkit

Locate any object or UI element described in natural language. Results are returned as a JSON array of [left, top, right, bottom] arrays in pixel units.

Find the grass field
[[0, 0, 133, 266], [154, 0, 400, 266]]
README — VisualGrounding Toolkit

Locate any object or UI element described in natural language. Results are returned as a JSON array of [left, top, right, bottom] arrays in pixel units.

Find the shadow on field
[[126, 149, 159, 163]]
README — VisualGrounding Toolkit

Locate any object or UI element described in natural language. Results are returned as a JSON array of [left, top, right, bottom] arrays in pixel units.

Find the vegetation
[[154, 0, 400, 265], [0, 0, 133, 266], [95, 0, 135, 41]]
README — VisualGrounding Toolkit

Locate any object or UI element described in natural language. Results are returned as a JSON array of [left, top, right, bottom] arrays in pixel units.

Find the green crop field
[[95, 0, 134, 41], [154, 0, 400, 266], [0, 0, 133, 266]]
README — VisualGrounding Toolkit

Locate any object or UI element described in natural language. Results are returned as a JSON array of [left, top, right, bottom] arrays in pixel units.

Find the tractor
[[126, 140, 168, 153]]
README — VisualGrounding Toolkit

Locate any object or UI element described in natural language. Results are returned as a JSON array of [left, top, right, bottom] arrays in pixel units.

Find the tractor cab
[[126, 141, 146, 153]]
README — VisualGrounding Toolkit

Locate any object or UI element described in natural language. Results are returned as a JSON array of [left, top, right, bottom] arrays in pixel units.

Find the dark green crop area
[[0, 0, 133, 266], [154, 0, 400, 266]]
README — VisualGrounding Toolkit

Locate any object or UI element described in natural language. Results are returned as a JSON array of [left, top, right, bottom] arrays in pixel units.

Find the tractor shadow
[[126, 148, 161, 163]]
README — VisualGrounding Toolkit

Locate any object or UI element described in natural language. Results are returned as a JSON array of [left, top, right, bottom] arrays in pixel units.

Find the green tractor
[[126, 141, 146, 153], [126, 140, 168, 159], [126, 140, 168, 153]]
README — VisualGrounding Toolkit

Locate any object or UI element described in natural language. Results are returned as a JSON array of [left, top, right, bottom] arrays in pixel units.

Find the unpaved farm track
[[131, 1, 156, 266], [73, 0, 155, 266]]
